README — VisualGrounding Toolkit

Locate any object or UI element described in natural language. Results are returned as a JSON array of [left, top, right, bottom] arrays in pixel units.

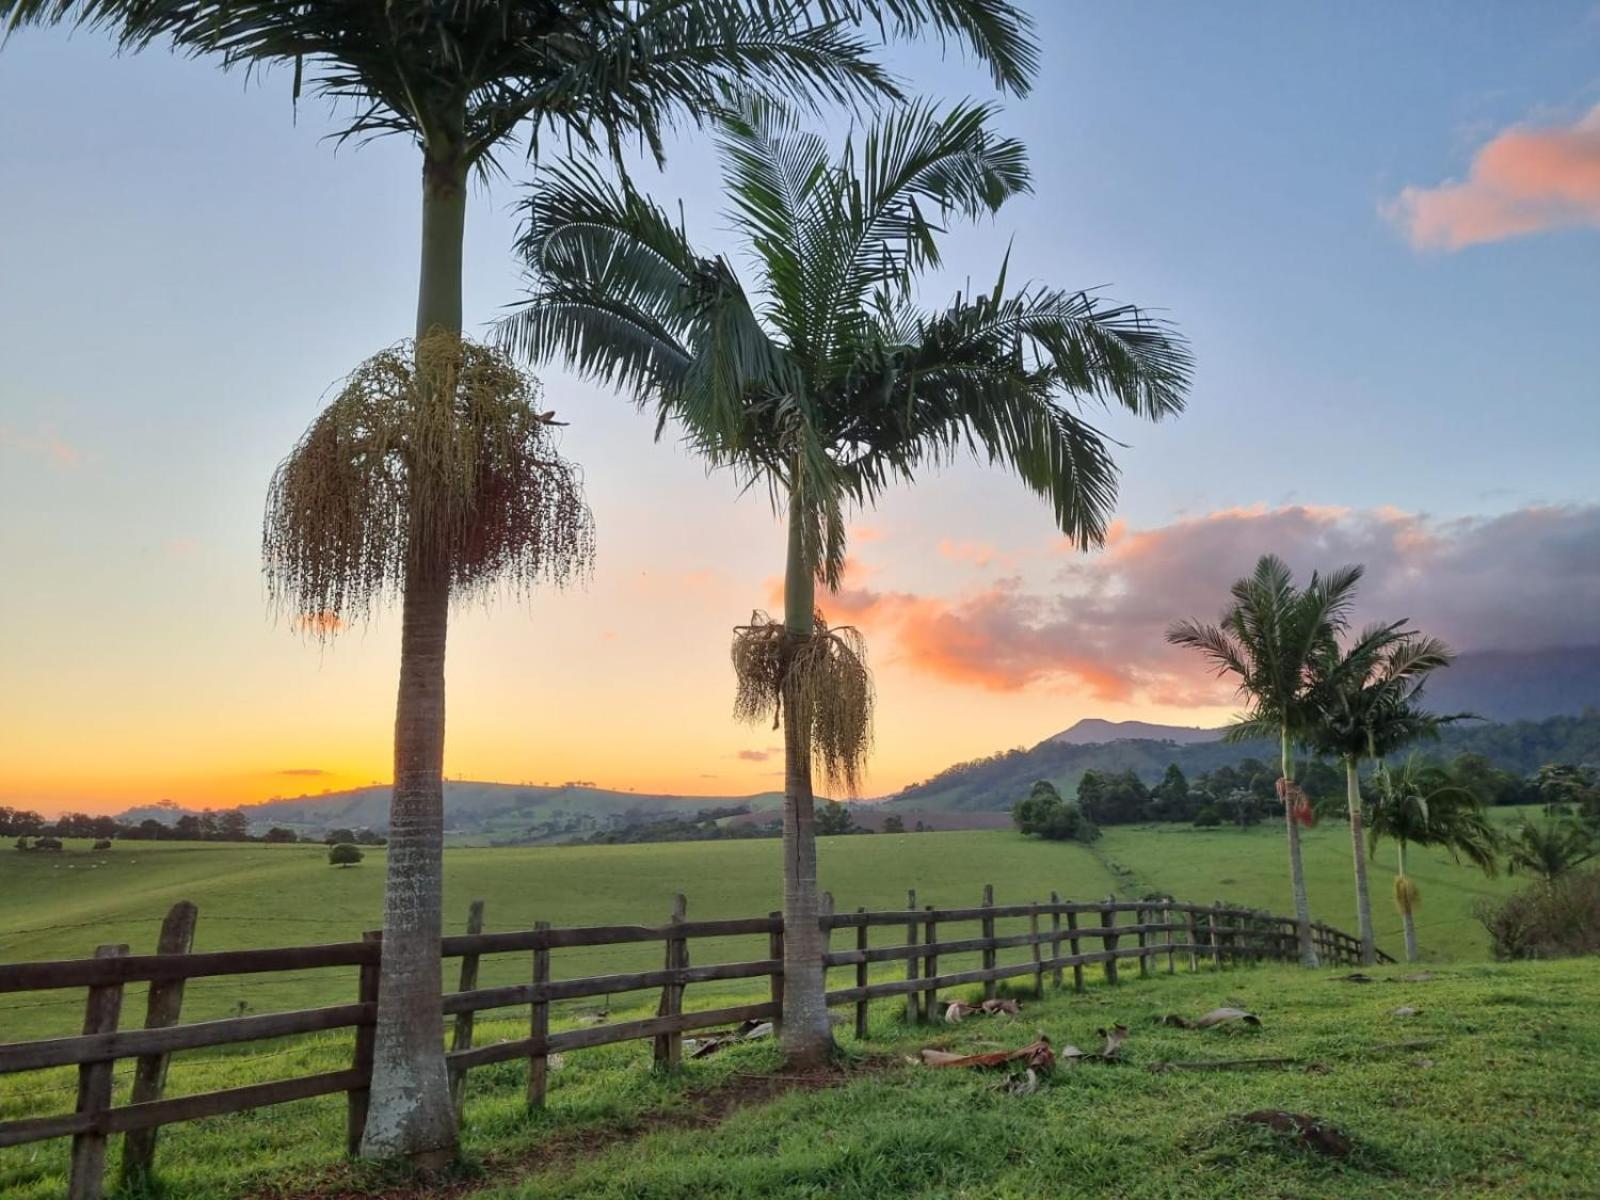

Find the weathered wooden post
[[68, 944, 128, 1200], [1209, 902, 1224, 970], [921, 904, 939, 1020], [1186, 906, 1200, 972], [903, 889, 920, 1025], [120, 901, 197, 1188], [1029, 901, 1043, 998], [854, 906, 869, 1040], [1136, 902, 1150, 979], [1066, 908, 1084, 993], [768, 909, 785, 1038], [1165, 902, 1176, 974], [1100, 897, 1119, 986], [981, 884, 997, 1001], [448, 899, 485, 1115], [655, 894, 688, 1068], [346, 929, 381, 1157], [529, 920, 551, 1105], [1049, 891, 1063, 990]]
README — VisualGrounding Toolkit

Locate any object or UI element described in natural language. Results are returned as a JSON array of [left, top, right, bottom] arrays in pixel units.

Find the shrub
[[1192, 807, 1222, 828], [32, 836, 63, 852], [13, 837, 27, 851], [92, 838, 113, 850], [328, 842, 364, 868], [1477, 869, 1600, 960]]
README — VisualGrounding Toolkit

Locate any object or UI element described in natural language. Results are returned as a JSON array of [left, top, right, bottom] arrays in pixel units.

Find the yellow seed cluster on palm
[[732, 611, 874, 795], [1393, 875, 1421, 915], [263, 332, 593, 633]]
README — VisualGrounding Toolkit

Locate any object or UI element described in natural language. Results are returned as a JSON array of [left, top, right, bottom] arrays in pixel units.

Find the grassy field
[[3, 951, 1596, 1199]]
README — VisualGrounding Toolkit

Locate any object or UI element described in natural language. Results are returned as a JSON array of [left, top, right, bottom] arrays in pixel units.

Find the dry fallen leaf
[[1393, 1006, 1419, 1018], [981, 998, 1022, 1016]]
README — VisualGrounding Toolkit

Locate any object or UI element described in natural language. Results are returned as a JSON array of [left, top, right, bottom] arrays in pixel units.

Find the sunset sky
[[3, 3, 1599, 816]]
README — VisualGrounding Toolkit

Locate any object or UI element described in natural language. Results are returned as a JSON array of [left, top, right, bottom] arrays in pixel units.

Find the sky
[[2, 2, 1599, 816]]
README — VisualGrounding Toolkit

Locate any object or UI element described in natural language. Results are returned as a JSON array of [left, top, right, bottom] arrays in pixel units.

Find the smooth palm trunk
[[778, 490, 834, 1066], [361, 145, 468, 1164], [1345, 758, 1376, 965], [1281, 731, 1318, 967], [1397, 843, 1419, 963]]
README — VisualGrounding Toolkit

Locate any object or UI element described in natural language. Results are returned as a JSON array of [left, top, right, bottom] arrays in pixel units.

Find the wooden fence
[[0, 891, 1385, 1198]]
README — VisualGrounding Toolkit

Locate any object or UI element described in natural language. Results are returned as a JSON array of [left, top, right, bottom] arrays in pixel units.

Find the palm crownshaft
[[507, 98, 1192, 1061]]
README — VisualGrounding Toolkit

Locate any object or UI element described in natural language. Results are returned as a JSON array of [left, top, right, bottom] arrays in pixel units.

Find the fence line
[[1, 891, 1386, 1198]]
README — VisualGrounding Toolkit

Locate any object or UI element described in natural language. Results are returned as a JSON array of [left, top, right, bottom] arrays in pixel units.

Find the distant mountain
[[1425, 646, 1600, 722], [1049, 719, 1223, 746], [888, 709, 1600, 814]]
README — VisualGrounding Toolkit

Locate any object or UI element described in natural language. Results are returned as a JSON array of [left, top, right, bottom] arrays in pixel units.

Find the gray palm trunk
[[360, 141, 468, 1163], [1281, 731, 1319, 968], [777, 488, 834, 1066], [1397, 841, 1419, 963], [1344, 757, 1377, 965]]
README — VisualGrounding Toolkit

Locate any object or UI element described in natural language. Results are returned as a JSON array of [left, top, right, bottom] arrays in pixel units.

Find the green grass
[[0, 823, 1563, 1198]]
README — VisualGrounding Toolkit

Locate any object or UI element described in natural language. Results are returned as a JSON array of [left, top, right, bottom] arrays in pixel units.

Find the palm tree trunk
[[360, 141, 468, 1165], [1398, 842, 1419, 963], [1281, 730, 1318, 967], [778, 487, 833, 1067], [1346, 757, 1376, 965]]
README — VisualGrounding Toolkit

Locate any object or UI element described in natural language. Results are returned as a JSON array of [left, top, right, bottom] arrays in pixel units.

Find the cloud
[[823, 504, 1600, 707], [292, 611, 346, 636], [0, 424, 82, 467], [1388, 104, 1600, 249], [276, 768, 330, 777], [734, 747, 783, 762]]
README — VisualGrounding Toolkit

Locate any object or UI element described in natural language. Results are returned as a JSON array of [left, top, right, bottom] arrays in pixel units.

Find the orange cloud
[[292, 610, 347, 636], [1389, 104, 1600, 250]]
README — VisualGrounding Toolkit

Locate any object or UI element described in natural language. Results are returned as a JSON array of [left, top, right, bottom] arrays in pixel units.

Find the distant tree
[[914, 821, 930, 833], [815, 802, 859, 837], [1014, 780, 1099, 843], [881, 814, 905, 834], [354, 829, 388, 846], [1367, 757, 1499, 962], [264, 827, 299, 844], [1534, 764, 1600, 819], [325, 829, 357, 846], [174, 814, 203, 840], [128, 818, 168, 841], [92, 838, 113, 850], [13, 837, 29, 850], [218, 810, 251, 842], [33, 837, 63, 852], [1192, 807, 1221, 828], [1505, 817, 1596, 886], [329, 843, 365, 868], [1149, 764, 1192, 821]]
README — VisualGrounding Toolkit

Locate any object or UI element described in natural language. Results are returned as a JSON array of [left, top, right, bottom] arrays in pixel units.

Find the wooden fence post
[[1186, 906, 1200, 972], [903, 890, 919, 1025], [1136, 903, 1150, 979], [1029, 901, 1043, 998], [1165, 902, 1176, 974], [768, 910, 785, 1039], [854, 907, 869, 1040], [654, 894, 687, 1068], [448, 899, 485, 1115], [819, 891, 835, 1013], [346, 930, 380, 1157], [1049, 892, 1063, 990], [67, 944, 128, 1200], [1101, 898, 1119, 986], [922, 905, 939, 1020], [1067, 909, 1084, 993], [981, 884, 997, 1001], [529, 920, 551, 1105], [1209, 902, 1223, 970], [119, 901, 197, 1188]]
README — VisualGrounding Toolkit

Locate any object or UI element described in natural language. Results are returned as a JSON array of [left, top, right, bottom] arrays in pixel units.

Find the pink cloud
[[1388, 104, 1600, 250], [820, 504, 1600, 707], [0, 424, 82, 467]]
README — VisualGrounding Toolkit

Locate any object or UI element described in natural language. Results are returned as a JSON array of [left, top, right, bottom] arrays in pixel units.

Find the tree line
[[2, 805, 385, 847]]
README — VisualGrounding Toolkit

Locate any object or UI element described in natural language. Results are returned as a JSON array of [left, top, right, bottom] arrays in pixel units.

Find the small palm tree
[[1367, 756, 1499, 962], [1505, 817, 1596, 885], [5, 0, 1039, 1162], [505, 98, 1191, 1063], [1167, 555, 1366, 966], [1307, 630, 1468, 963]]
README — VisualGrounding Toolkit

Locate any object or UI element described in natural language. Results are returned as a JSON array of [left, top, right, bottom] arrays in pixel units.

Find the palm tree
[[1167, 555, 1368, 967], [4, 0, 1039, 1162], [1505, 816, 1596, 885], [503, 98, 1192, 1064], [1307, 630, 1467, 963], [1367, 756, 1499, 962]]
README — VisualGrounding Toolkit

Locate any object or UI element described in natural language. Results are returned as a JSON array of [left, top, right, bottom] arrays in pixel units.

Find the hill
[[1047, 718, 1223, 745], [890, 710, 1600, 813]]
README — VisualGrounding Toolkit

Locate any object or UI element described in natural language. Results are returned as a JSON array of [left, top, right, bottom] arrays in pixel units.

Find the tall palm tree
[[502, 98, 1192, 1064], [1367, 756, 1499, 962], [1307, 630, 1467, 963], [1505, 816, 1596, 885], [1167, 555, 1368, 967], [4, 0, 1038, 1162]]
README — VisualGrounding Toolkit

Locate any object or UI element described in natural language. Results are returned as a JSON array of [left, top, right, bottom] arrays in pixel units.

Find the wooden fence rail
[[1, 890, 1386, 1198]]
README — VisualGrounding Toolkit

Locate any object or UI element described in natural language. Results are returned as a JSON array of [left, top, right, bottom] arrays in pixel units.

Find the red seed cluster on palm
[[1276, 778, 1317, 828]]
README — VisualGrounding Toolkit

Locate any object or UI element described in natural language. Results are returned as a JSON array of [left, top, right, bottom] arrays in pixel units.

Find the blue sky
[[2, 2, 1598, 812]]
